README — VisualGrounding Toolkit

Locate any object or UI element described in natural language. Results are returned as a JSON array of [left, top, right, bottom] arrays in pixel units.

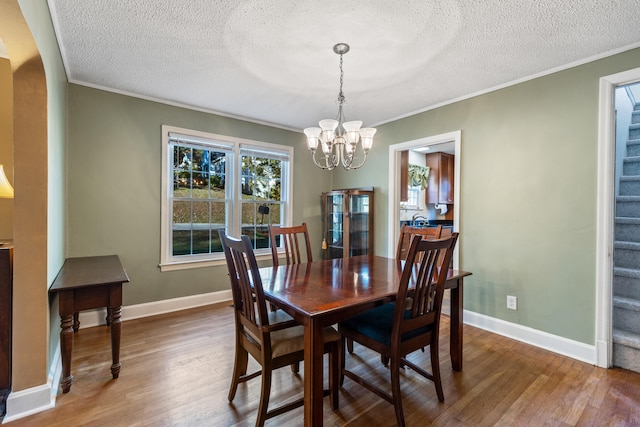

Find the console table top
[[50, 255, 129, 291]]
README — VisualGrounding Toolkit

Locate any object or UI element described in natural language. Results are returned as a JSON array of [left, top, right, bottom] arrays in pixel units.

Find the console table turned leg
[[60, 314, 74, 393], [109, 306, 122, 379]]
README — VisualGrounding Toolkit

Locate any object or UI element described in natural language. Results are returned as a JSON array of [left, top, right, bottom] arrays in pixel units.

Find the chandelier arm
[[345, 153, 368, 170], [341, 142, 367, 169], [334, 143, 342, 167], [310, 150, 337, 170], [312, 153, 329, 170], [328, 151, 339, 170], [341, 151, 353, 169]]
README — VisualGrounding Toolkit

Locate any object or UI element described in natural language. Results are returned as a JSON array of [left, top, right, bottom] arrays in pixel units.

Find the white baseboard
[[2, 289, 233, 423], [464, 309, 596, 364], [596, 339, 610, 368], [3, 346, 60, 423], [76, 289, 233, 329]]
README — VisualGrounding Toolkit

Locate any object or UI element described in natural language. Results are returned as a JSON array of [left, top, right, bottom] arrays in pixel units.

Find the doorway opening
[[610, 81, 640, 373], [596, 67, 640, 369], [388, 130, 461, 267]]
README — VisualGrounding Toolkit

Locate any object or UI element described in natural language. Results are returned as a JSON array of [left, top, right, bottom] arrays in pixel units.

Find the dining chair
[[267, 223, 315, 372], [339, 233, 459, 427], [395, 224, 442, 260], [345, 224, 445, 358], [268, 223, 313, 267], [218, 230, 341, 426]]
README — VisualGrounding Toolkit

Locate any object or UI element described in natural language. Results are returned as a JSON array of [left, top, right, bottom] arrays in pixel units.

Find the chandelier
[[303, 43, 376, 171]]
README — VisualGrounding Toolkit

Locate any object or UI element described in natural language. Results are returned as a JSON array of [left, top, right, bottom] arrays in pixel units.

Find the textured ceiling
[[48, 0, 640, 132]]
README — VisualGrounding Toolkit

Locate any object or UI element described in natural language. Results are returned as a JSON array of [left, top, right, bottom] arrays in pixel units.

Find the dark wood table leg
[[449, 278, 463, 371], [304, 316, 324, 426], [73, 312, 80, 332], [109, 305, 122, 379], [59, 290, 75, 393], [109, 285, 123, 379], [60, 314, 74, 393]]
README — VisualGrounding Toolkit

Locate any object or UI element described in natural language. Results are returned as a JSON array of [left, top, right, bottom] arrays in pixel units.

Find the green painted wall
[[67, 85, 332, 305], [334, 48, 640, 345]]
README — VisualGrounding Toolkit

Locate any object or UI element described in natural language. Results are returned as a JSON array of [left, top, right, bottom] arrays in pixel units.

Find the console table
[[49, 255, 129, 393]]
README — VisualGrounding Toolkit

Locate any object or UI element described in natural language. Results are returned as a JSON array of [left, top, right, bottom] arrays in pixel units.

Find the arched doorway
[[0, 0, 51, 420]]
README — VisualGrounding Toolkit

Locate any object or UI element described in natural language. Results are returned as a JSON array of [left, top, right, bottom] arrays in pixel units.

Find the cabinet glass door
[[349, 194, 370, 257], [326, 194, 344, 259]]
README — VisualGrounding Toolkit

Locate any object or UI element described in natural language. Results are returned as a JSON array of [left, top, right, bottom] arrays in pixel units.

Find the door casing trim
[[596, 67, 640, 368]]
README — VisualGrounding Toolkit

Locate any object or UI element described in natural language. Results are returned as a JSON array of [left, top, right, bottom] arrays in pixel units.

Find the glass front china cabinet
[[321, 188, 374, 259]]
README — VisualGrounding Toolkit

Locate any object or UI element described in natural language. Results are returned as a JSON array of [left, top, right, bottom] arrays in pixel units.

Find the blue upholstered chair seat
[[341, 303, 428, 346]]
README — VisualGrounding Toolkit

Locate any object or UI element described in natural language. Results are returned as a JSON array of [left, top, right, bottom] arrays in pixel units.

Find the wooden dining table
[[259, 254, 471, 427]]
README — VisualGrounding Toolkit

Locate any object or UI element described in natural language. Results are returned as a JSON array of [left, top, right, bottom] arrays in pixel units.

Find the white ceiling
[[47, 0, 640, 132]]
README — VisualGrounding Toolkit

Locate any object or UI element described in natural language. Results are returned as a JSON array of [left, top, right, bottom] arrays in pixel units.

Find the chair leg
[[228, 346, 248, 401], [340, 336, 346, 387], [381, 354, 389, 366], [329, 341, 340, 410], [256, 365, 272, 427], [347, 337, 354, 354], [430, 343, 445, 402], [389, 357, 405, 427]]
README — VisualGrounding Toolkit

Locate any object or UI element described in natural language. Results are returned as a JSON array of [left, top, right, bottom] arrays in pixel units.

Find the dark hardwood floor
[[6, 302, 640, 426]]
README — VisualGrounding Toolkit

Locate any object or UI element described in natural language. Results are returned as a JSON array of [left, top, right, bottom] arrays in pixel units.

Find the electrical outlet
[[507, 295, 517, 310]]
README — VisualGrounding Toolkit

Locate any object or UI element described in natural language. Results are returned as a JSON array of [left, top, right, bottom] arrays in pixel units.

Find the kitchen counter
[[400, 220, 453, 228]]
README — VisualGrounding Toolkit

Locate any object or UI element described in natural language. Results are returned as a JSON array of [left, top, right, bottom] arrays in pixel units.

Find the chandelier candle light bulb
[[304, 43, 376, 170]]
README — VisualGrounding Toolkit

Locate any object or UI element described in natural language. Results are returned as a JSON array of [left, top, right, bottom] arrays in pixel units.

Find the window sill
[[159, 251, 274, 272]]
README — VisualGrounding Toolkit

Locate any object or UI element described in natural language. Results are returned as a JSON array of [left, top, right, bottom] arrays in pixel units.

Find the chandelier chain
[[338, 53, 345, 106]]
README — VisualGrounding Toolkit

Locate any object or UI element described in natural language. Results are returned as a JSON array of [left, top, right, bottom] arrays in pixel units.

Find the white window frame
[[160, 125, 293, 271], [404, 185, 421, 210]]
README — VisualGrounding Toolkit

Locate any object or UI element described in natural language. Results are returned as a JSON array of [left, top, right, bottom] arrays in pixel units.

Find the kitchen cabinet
[[322, 188, 374, 259], [400, 151, 408, 202], [426, 152, 454, 204]]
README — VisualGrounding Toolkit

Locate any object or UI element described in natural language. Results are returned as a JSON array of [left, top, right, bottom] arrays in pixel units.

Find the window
[[160, 125, 292, 271], [405, 186, 420, 209]]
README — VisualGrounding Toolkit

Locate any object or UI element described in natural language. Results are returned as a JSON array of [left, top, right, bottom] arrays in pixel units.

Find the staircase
[[613, 102, 640, 373]]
